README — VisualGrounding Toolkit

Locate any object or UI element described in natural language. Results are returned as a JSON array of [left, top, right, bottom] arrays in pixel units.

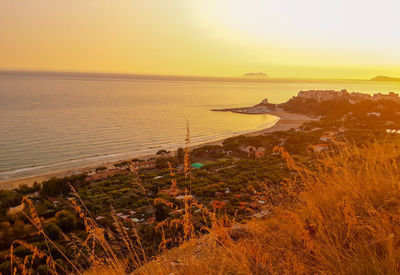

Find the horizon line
[[0, 69, 382, 84]]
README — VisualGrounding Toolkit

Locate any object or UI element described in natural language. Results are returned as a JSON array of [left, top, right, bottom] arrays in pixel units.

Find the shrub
[[36, 264, 49, 275], [0, 190, 22, 215], [44, 222, 61, 239], [55, 210, 76, 231], [17, 182, 41, 195], [41, 174, 86, 196], [0, 261, 11, 275], [13, 246, 31, 258]]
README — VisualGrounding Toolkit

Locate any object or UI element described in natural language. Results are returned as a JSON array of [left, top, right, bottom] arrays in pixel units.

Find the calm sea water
[[1, 73, 400, 182]]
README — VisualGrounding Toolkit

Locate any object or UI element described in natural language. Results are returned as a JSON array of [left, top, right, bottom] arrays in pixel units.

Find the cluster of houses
[[86, 158, 161, 182], [386, 129, 400, 134], [298, 89, 350, 102], [308, 127, 348, 153], [131, 160, 156, 170], [209, 188, 270, 220], [308, 144, 329, 153], [366, 112, 381, 117], [96, 208, 155, 227], [239, 145, 266, 157], [319, 130, 338, 142], [297, 89, 400, 104], [87, 168, 131, 181], [103, 182, 273, 228], [308, 131, 336, 153]]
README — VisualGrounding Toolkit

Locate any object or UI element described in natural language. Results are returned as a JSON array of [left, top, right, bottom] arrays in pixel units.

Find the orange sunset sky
[[0, 0, 400, 79]]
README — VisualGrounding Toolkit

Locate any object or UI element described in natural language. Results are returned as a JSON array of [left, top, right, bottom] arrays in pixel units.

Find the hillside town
[[297, 89, 400, 103]]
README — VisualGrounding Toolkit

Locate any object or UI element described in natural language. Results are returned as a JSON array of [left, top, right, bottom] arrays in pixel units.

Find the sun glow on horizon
[[0, 0, 400, 79], [191, 0, 400, 67]]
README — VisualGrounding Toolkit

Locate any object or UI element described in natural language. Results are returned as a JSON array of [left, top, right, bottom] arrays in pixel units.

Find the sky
[[1, 0, 400, 79]]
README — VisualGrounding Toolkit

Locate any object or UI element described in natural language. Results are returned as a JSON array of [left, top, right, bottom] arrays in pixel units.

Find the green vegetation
[[0, 191, 22, 215], [3, 92, 400, 274], [139, 142, 400, 275], [282, 95, 400, 119], [41, 174, 87, 197]]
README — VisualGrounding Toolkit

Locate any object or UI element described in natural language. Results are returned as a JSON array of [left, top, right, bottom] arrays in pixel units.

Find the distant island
[[371, 76, 400, 82], [242, 72, 268, 78]]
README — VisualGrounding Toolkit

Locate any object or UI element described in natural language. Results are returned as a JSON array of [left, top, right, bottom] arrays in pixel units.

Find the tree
[[156, 149, 170, 156], [44, 223, 61, 239], [0, 221, 12, 248], [55, 210, 76, 231], [176, 147, 184, 163], [150, 183, 159, 195], [0, 221, 11, 232], [0, 190, 22, 215], [55, 259, 66, 274], [0, 261, 11, 275], [155, 157, 177, 169], [17, 182, 41, 195], [11, 220, 25, 239], [155, 204, 167, 222], [13, 246, 31, 258], [41, 178, 70, 197], [36, 265, 49, 275], [41, 174, 86, 197]]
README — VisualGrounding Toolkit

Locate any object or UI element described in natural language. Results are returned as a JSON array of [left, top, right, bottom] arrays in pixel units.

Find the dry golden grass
[[10, 123, 198, 275], [14, 141, 400, 275], [10, 197, 79, 274], [131, 142, 400, 275]]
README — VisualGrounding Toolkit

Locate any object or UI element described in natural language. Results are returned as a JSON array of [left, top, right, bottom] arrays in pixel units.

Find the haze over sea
[[1, 72, 399, 182]]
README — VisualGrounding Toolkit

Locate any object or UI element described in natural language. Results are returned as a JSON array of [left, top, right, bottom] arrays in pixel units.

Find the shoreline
[[0, 109, 316, 191]]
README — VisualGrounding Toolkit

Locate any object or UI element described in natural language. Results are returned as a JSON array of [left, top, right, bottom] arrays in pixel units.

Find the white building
[[366, 112, 381, 117]]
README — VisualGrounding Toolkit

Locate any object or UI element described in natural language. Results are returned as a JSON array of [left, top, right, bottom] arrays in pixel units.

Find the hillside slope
[[119, 142, 400, 275]]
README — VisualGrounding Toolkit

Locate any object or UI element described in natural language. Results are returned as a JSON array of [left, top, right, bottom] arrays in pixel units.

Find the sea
[[1, 71, 400, 182]]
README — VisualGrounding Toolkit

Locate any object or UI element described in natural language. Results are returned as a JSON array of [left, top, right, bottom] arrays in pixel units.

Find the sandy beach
[[0, 109, 315, 191]]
